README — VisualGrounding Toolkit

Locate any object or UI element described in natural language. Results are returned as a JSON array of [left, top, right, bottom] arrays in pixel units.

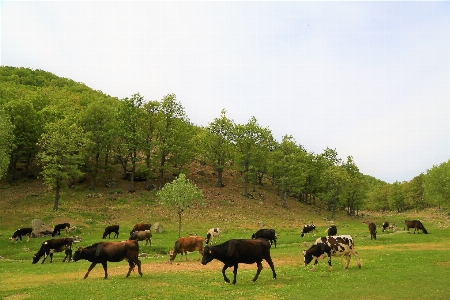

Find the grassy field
[[1, 170, 450, 299]]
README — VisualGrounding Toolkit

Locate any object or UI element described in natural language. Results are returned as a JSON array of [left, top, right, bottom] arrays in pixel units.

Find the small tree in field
[[156, 173, 204, 238]]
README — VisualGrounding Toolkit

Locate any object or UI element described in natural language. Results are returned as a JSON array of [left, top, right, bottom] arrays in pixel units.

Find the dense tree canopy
[[1, 66, 449, 213]]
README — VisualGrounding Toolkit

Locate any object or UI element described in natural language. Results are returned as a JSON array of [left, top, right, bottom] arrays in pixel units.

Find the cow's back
[[95, 241, 139, 262], [176, 236, 203, 253], [228, 239, 272, 264]]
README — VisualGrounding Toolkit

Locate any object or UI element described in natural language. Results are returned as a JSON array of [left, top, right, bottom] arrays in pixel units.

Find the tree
[[0, 109, 15, 179], [233, 117, 273, 198], [202, 109, 235, 187], [154, 94, 194, 189], [389, 181, 406, 212], [343, 156, 367, 216], [4, 99, 41, 180], [140, 100, 160, 190], [156, 173, 204, 238], [269, 135, 307, 208], [37, 119, 87, 210], [115, 93, 145, 192], [79, 97, 116, 189], [424, 160, 450, 209]]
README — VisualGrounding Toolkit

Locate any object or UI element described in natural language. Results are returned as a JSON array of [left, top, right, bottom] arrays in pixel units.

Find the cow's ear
[[208, 249, 212, 254], [302, 250, 306, 255]]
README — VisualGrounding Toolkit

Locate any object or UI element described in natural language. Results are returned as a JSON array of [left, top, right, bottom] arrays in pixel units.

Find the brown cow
[[52, 223, 70, 237], [73, 240, 142, 279], [129, 230, 152, 246], [405, 220, 428, 234], [130, 223, 151, 235], [169, 236, 204, 263]]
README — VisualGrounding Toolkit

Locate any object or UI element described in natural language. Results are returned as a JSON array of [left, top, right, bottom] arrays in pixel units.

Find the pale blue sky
[[2, 1, 449, 183]]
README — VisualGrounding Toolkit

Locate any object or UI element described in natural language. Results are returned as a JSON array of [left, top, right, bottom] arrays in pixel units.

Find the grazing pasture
[[1, 176, 450, 299], [1, 218, 450, 299]]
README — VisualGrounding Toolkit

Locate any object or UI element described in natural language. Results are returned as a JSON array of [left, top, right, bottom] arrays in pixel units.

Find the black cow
[[251, 229, 277, 248], [103, 225, 120, 239], [202, 238, 276, 284], [32, 238, 74, 264], [10, 228, 33, 243], [301, 224, 317, 237], [52, 223, 70, 237], [404, 220, 428, 234], [303, 235, 362, 271], [368, 223, 377, 240], [73, 240, 142, 279], [326, 225, 337, 236]]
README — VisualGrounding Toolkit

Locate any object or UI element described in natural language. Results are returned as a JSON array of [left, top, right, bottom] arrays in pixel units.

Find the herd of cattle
[[8, 219, 428, 283]]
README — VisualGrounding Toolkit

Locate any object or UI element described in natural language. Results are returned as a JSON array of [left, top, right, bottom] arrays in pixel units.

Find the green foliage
[[157, 173, 204, 238], [424, 160, 450, 208], [0, 109, 15, 179], [37, 119, 88, 210]]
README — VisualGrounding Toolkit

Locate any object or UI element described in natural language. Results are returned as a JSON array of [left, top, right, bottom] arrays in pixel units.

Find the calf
[[205, 228, 220, 245], [303, 235, 362, 271], [72, 240, 142, 279], [368, 222, 377, 240], [103, 225, 120, 239], [169, 236, 204, 263], [405, 220, 428, 234], [202, 238, 276, 284], [10, 228, 33, 243], [130, 223, 151, 235], [52, 223, 70, 237], [326, 225, 337, 236], [301, 224, 317, 237], [32, 238, 73, 264], [129, 230, 152, 246], [251, 229, 277, 248]]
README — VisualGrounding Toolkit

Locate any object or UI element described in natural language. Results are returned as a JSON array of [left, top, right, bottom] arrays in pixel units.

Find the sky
[[2, 1, 449, 184]]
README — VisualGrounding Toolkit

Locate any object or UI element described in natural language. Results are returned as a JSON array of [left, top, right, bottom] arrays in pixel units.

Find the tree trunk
[[217, 168, 223, 187], [282, 189, 288, 208], [177, 212, 182, 238], [129, 150, 136, 192], [53, 179, 61, 211]]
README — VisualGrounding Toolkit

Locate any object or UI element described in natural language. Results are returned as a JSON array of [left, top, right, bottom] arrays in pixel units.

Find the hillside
[[0, 160, 339, 234]]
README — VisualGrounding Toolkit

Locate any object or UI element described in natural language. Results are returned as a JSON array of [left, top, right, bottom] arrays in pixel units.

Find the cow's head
[[72, 247, 84, 261], [32, 253, 42, 264], [201, 246, 214, 265]]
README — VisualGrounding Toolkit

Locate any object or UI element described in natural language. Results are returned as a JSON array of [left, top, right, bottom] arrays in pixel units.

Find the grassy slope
[[1, 163, 450, 299]]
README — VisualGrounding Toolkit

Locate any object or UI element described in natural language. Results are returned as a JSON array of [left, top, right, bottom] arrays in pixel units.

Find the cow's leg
[[26, 234, 30, 242], [265, 257, 277, 280], [351, 250, 362, 268], [41, 252, 49, 264], [101, 261, 108, 279], [221, 264, 231, 283], [344, 254, 351, 269], [232, 263, 239, 284], [273, 239, 277, 248], [126, 261, 135, 277], [252, 261, 263, 283], [83, 262, 97, 279], [63, 249, 72, 262]]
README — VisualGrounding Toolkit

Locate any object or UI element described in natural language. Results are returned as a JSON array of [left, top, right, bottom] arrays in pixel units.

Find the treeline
[[0, 66, 448, 214]]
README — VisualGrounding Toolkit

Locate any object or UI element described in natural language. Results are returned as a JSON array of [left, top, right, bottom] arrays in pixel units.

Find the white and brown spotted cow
[[303, 235, 362, 271]]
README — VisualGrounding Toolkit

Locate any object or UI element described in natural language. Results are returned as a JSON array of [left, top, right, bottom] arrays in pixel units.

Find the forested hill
[[0, 66, 448, 214]]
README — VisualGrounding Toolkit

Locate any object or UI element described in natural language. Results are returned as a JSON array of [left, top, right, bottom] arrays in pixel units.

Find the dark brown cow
[[32, 238, 73, 264], [368, 223, 377, 240], [201, 238, 277, 284], [103, 225, 120, 239], [405, 220, 428, 234], [169, 236, 204, 262], [72, 240, 142, 279], [130, 223, 151, 235], [10, 228, 33, 243], [382, 222, 390, 232], [52, 223, 70, 237]]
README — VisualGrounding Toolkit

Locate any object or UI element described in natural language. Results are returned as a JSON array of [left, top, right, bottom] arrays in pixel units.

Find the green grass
[[1, 221, 450, 300]]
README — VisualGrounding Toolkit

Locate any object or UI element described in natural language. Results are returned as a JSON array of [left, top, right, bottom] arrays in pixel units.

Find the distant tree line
[[0, 66, 448, 213]]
